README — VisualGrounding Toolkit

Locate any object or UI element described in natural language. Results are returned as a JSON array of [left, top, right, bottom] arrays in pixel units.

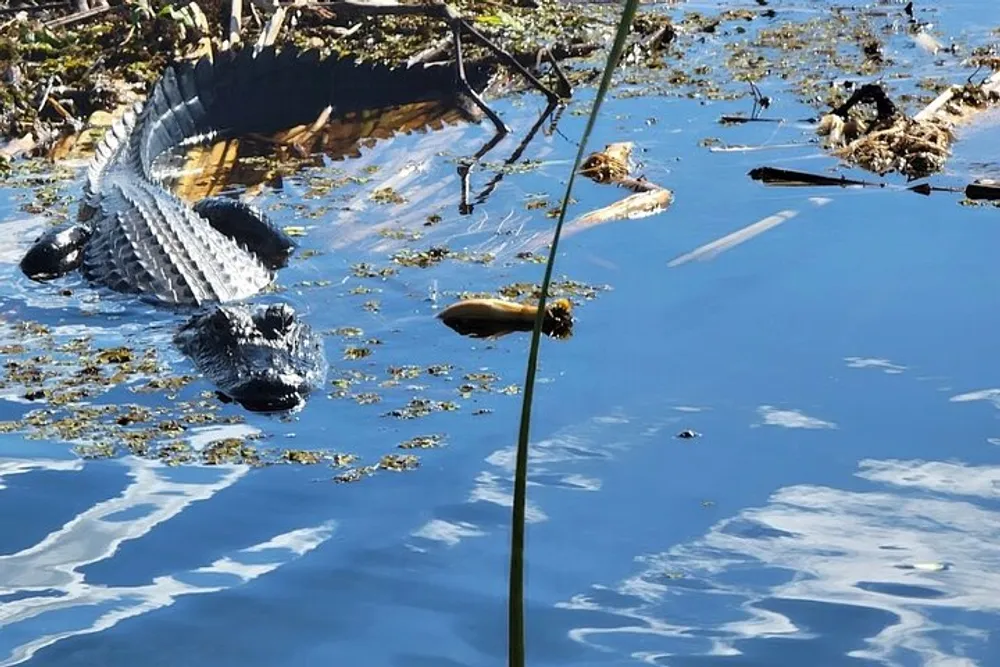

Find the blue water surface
[[1, 0, 1000, 665]]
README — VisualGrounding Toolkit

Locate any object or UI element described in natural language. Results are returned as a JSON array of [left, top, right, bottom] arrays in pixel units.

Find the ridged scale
[[80, 45, 495, 307]]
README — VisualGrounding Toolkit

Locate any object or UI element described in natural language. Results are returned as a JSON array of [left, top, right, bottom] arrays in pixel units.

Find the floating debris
[[572, 141, 673, 227], [818, 76, 1000, 179], [574, 186, 673, 226], [966, 180, 1000, 201], [437, 297, 574, 339], [580, 141, 634, 183], [749, 166, 882, 188]]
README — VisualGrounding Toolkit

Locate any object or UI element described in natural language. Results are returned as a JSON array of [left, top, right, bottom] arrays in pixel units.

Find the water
[[1, 0, 1000, 664]]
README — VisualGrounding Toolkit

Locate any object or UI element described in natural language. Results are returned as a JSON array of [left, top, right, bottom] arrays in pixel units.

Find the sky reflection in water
[[1, 0, 1000, 664]]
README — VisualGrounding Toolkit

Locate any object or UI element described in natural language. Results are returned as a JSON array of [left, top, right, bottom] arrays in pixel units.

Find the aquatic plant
[[506, 0, 641, 664]]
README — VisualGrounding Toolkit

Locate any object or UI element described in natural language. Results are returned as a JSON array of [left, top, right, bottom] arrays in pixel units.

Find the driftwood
[[574, 141, 673, 225]]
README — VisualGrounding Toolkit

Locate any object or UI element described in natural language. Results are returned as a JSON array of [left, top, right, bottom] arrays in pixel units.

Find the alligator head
[[174, 303, 328, 413]]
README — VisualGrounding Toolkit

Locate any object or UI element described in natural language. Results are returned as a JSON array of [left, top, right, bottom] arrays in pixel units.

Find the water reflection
[[409, 407, 684, 547], [558, 458, 1000, 666], [0, 456, 334, 666]]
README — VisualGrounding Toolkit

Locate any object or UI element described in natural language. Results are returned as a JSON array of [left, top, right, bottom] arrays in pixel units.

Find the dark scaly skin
[[175, 303, 328, 413], [19, 45, 496, 412]]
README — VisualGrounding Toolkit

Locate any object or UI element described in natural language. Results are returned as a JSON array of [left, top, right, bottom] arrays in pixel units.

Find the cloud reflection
[[557, 458, 1000, 666], [410, 407, 687, 546], [845, 357, 907, 374], [757, 405, 837, 429], [0, 456, 335, 666]]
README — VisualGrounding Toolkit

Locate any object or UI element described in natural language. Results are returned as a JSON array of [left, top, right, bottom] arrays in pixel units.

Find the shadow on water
[[1, 0, 1000, 664]]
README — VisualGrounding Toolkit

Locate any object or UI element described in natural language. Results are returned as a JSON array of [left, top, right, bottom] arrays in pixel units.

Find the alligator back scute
[[84, 178, 273, 306], [85, 106, 141, 209]]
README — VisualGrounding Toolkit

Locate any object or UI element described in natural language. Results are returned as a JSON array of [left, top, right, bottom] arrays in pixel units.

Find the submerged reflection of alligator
[[18, 45, 510, 412]]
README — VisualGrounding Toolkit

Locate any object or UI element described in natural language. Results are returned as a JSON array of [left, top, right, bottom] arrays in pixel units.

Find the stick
[[255, 5, 288, 52], [44, 2, 114, 28], [408, 36, 452, 66], [228, 0, 243, 46], [914, 70, 1000, 123], [749, 166, 881, 188]]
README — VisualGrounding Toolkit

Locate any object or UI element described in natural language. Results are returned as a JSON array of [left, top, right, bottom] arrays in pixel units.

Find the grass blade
[[507, 1, 641, 665]]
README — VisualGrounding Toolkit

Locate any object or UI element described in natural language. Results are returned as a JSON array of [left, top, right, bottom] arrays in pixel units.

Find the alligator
[[18, 44, 504, 412]]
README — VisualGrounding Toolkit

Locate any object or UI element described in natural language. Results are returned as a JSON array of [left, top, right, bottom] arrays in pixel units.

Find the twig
[[247, 0, 263, 28], [228, 0, 244, 47], [719, 115, 785, 124], [914, 70, 1000, 123], [255, 5, 288, 52], [43, 3, 115, 28], [80, 54, 105, 79], [408, 36, 451, 66], [46, 96, 77, 125], [36, 76, 55, 114]]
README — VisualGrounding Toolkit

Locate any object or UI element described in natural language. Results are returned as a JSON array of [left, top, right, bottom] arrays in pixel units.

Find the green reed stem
[[507, 1, 641, 665]]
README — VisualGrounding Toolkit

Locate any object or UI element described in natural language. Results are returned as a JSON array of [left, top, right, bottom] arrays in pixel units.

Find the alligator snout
[[226, 370, 316, 413]]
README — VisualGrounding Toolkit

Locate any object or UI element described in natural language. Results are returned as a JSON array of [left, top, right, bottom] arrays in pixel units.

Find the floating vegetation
[[333, 451, 421, 482], [329, 327, 365, 338], [392, 246, 495, 269], [344, 346, 373, 361], [387, 365, 423, 381], [496, 278, 610, 302], [399, 434, 444, 449], [378, 227, 423, 241], [280, 449, 328, 465], [202, 438, 260, 466], [353, 392, 382, 406], [378, 453, 420, 471], [370, 186, 407, 205], [384, 398, 460, 419]]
